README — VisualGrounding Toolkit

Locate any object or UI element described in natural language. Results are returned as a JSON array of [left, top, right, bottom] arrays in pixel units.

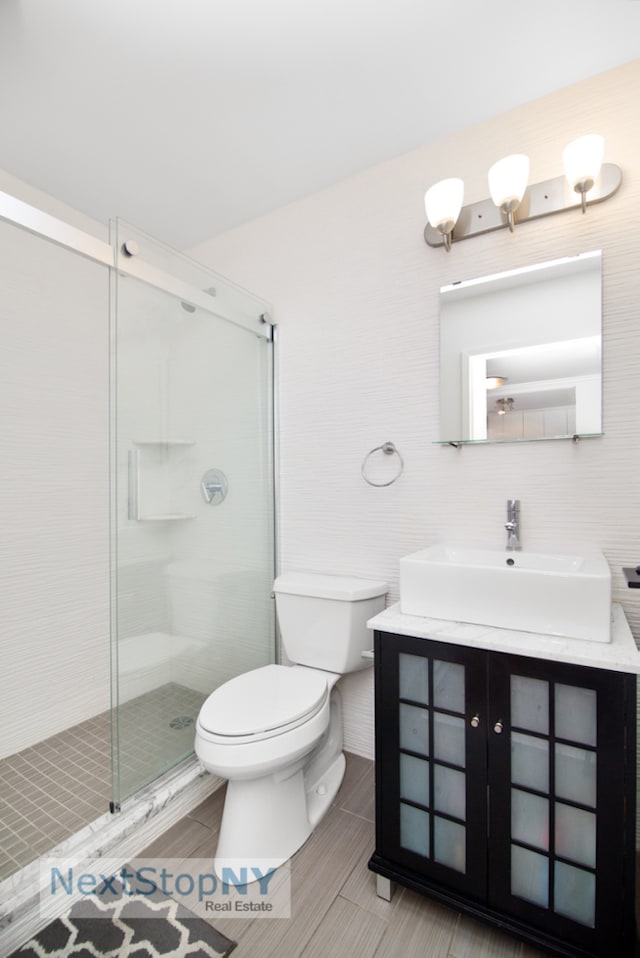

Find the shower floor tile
[[0, 683, 205, 882]]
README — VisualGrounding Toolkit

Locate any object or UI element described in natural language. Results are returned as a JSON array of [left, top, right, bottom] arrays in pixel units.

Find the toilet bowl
[[194, 571, 387, 879]]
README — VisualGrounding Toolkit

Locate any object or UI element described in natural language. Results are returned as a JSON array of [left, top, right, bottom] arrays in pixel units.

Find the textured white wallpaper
[[190, 60, 640, 760]]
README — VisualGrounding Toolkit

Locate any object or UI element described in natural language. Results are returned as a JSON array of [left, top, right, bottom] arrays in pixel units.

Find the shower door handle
[[128, 449, 140, 520]]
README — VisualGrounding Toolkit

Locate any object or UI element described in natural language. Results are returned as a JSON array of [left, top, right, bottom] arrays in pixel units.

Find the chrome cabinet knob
[[470, 714, 480, 728], [494, 720, 503, 734]]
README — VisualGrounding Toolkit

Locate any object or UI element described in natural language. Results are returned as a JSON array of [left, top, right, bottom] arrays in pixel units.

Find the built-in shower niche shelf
[[137, 513, 196, 521], [128, 439, 196, 521], [133, 439, 196, 446]]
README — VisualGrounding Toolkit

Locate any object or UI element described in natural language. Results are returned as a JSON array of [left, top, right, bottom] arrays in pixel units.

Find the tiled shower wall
[[190, 60, 640, 759], [0, 183, 111, 760]]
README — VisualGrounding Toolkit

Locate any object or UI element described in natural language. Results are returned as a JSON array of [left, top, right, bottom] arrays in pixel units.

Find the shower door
[[110, 221, 275, 805]]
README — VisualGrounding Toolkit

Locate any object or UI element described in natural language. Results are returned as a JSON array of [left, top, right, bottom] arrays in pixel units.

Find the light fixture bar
[[424, 163, 621, 248]]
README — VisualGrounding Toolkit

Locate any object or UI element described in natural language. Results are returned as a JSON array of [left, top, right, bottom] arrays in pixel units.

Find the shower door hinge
[[109, 801, 121, 814]]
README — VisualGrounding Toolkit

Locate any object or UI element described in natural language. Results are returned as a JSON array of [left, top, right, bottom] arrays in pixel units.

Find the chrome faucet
[[505, 499, 521, 551]]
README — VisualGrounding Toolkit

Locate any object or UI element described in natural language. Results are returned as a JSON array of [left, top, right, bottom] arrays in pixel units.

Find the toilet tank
[[273, 572, 387, 674]]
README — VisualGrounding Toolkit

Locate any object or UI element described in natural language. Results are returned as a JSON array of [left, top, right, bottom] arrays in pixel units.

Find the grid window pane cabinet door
[[487, 652, 636, 957], [370, 631, 637, 958], [375, 632, 488, 901]]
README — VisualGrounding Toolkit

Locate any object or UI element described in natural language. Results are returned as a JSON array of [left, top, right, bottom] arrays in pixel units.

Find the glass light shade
[[425, 177, 464, 230], [562, 134, 604, 190], [488, 154, 530, 208]]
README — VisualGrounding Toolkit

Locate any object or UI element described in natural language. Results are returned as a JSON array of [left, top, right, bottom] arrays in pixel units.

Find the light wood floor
[[140, 753, 552, 958]]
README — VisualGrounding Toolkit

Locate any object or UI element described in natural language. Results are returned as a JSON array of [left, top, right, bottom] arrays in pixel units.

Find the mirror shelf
[[434, 432, 603, 448]]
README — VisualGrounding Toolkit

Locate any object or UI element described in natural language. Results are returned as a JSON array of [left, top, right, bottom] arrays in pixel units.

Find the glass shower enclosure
[[110, 221, 275, 805]]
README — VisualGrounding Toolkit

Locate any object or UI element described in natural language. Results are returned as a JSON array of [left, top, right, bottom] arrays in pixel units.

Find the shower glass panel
[[0, 216, 110, 881], [111, 221, 275, 805]]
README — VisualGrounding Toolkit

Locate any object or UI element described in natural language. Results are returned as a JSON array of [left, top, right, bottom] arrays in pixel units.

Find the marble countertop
[[368, 602, 640, 675]]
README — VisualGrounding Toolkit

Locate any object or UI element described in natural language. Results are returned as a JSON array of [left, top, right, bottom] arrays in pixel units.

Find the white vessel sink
[[399, 545, 612, 643]]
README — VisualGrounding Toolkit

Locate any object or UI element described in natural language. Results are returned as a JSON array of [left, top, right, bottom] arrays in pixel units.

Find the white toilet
[[194, 571, 387, 878]]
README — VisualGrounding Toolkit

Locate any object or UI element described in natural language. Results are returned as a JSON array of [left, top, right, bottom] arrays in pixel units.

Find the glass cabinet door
[[372, 634, 636, 958], [487, 652, 635, 956], [375, 633, 488, 900]]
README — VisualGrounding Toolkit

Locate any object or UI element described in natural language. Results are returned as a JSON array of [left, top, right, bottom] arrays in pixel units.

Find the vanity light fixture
[[486, 376, 507, 390], [424, 135, 621, 249], [562, 134, 605, 213], [424, 177, 464, 251], [488, 155, 530, 233]]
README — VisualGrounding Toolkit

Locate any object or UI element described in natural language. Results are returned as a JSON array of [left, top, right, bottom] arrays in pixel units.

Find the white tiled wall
[[0, 209, 110, 759], [190, 60, 640, 759]]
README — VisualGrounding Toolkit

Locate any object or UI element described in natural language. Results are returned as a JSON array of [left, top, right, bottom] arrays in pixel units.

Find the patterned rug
[[10, 886, 236, 958]]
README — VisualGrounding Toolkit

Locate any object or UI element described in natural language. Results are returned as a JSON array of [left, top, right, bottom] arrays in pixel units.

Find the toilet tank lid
[[274, 571, 387, 601]]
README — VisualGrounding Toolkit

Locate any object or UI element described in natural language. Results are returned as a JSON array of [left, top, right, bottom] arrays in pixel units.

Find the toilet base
[[213, 751, 346, 883], [305, 749, 345, 830]]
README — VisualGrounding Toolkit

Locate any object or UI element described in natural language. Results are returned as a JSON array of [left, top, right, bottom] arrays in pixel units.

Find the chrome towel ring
[[361, 441, 404, 487]]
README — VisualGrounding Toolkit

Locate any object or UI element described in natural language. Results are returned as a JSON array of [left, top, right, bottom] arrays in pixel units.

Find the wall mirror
[[437, 250, 602, 445]]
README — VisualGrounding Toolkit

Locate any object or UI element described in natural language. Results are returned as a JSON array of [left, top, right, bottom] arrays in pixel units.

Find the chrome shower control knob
[[494, 720, 503, 734], [470, 715, 480, 728], [200, 468, 228, 505]]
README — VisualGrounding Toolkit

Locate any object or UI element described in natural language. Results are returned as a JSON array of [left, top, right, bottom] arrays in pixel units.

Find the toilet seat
[[198, 664, 328, 744]]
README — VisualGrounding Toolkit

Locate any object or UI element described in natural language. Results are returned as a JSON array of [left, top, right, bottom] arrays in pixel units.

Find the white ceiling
[[0, 0, 638, 250]]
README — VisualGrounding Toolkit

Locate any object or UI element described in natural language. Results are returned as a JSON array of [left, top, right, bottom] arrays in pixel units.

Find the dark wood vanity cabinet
[[369, 630, 637, 958]]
